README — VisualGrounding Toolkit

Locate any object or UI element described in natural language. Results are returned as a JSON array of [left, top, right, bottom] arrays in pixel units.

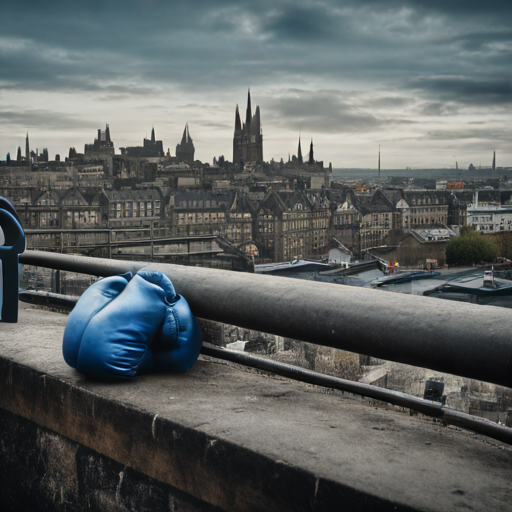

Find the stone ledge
[[1, 304, 512, 511]]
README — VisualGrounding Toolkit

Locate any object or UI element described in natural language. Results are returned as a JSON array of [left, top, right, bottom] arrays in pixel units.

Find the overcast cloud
[[0, 0, 510, 168]]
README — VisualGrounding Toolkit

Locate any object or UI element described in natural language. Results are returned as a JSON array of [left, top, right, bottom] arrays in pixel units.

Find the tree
[[445, 229, 498, 265]]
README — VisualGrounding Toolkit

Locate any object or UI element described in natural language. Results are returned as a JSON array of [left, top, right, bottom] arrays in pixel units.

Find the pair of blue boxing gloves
[[63, 270, 202, 380]]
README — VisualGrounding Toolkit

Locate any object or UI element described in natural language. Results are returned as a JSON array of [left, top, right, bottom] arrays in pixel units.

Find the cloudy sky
[[1, 0, 511, 169]]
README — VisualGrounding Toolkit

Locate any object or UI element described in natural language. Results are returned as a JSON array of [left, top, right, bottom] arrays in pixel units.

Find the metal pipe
[[20, 250, 142, 277], [19, 250, 512, 388]]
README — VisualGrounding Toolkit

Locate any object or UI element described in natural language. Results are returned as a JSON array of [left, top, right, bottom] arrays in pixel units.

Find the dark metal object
[[20, 250, 142, 277], [0, 199, 26, 323], [424, 379, 446, 404], [16, 289, 512, 446], [19, 290, 81, 310], [19, 250, 512, 389]]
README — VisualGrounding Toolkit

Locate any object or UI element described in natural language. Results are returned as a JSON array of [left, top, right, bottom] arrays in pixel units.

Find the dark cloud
[[262, 5, 339, 41], [355, 0, 512, 16], [362, 97, 415, 109], [447, 30, 512, 52], [1, 0, 511, 97], [408, 76, 512, 105], [177, 104, 221, 110], [197, 122, 232, 130], [427, 128, 512, 141], [0, 110, 98, 130], [267, 92, 381, 132], [266, 91, 415, 133], [418, 101, 459, 116]]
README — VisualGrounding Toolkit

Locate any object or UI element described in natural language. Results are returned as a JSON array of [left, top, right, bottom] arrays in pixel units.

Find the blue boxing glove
[[62, 270, 202, 380], [62, 272, 132, 369], [152, 293, 203, 374]]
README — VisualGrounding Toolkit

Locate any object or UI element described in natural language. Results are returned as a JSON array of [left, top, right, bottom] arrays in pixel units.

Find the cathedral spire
[[233, 90, 263, 164], [250, 105, 261, 135], [297, 136, 303, 165], [308, 139, 314, 165], [181, 124, 188, 144], [235, 104, 241, 132], [245, 89, 252, 127], [176, 123, 194, 163]]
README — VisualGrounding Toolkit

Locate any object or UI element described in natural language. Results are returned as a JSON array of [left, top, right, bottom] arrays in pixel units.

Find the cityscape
[[1, 0, 512, 510], [1, 89, 511, 268]]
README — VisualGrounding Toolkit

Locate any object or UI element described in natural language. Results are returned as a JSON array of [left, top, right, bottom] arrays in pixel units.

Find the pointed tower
[[235, 105, 241, 132], [233, 105, 242, 164], [25, 133, 30, 161], [251, 105, 261, 136], [308, 139, 314, 165], [492, 151, 496, 172], [142, 126, 163, 156], [16, 146, 22, 161], [105, 123, 111, 143], [233, 90, 263, 164], [245, 89, 252, 127], [297, 137, 303, 165], [176, 123, 195, 164]]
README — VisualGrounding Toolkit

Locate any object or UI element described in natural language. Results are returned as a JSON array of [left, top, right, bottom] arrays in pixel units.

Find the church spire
[[181, 124, 188, 144], [245, 89, 252, 127], [308, 139, 314, 165], [297, 136, 303, 165], [235, 104, 241, 132], [250, 105, 261, 135]]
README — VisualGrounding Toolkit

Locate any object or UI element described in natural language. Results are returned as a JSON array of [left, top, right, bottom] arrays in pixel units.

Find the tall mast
[[378, 145, 381, 180]]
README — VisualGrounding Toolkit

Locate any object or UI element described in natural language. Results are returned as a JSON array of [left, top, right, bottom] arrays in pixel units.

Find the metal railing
[[18, 249, 512, 445]]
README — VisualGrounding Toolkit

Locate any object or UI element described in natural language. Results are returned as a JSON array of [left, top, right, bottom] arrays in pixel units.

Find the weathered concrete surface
[[1, 304, 512, 511]]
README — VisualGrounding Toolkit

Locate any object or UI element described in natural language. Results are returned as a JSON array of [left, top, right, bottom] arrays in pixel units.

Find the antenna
[[378, 145, 381, 181]]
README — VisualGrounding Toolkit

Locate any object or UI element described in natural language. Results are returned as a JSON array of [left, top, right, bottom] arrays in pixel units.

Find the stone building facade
[[1, 183, 492, 263]]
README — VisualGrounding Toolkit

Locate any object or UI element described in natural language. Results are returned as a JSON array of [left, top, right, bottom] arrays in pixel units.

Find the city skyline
[[0, 0, 511, 168]]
